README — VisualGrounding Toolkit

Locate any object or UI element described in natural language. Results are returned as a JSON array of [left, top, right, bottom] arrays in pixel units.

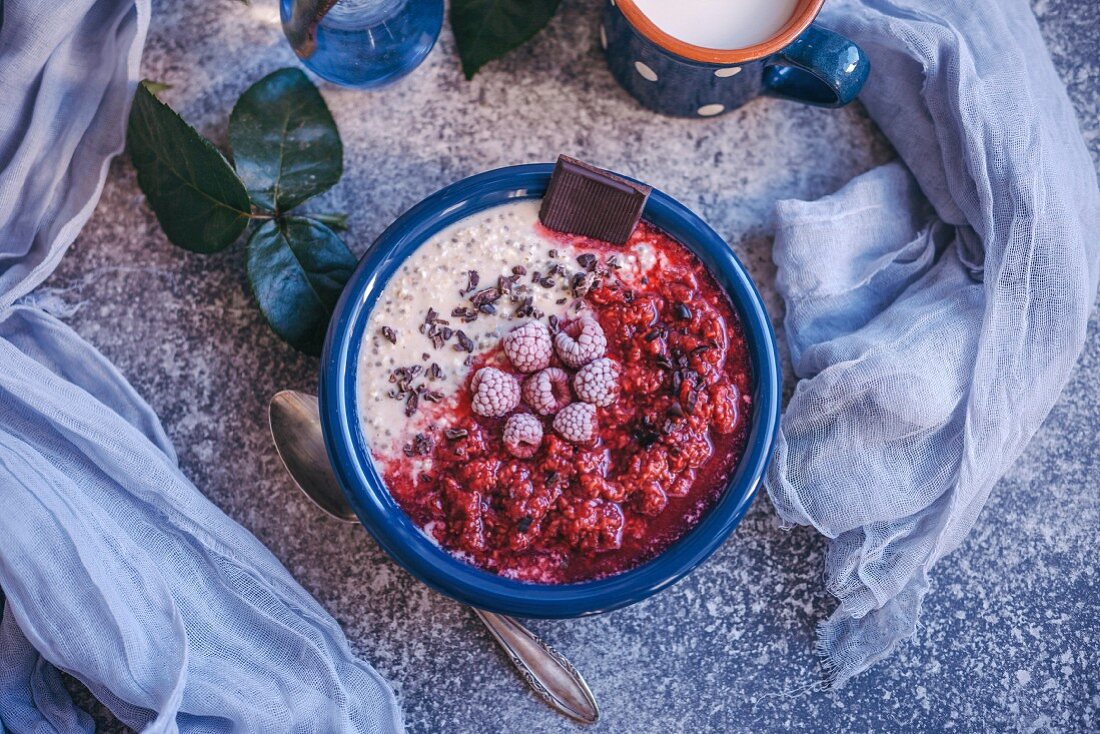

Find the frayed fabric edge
[[813, 569, 930, 689]]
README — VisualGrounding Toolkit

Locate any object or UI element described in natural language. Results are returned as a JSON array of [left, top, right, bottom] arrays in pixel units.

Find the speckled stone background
[[41, 0, 1098, 731]]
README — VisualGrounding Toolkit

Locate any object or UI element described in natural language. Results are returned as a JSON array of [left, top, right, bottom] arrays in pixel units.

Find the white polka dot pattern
[[634, 61, 659, 82]]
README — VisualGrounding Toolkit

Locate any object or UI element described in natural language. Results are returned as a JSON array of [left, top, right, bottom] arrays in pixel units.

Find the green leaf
[[229, 68, 343, 213], [450, 0, 562, 79], [247, 217, 357, 355], [127, 81, 251, 253], [306, 212, 349, 231], [142, 80, 173, 96]]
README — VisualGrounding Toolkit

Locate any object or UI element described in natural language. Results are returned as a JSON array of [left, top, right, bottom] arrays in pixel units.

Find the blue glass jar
[[280, 0, 444, 89]]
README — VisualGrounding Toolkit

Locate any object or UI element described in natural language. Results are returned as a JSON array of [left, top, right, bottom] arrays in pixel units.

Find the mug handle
[[762, 23, 870, 107]]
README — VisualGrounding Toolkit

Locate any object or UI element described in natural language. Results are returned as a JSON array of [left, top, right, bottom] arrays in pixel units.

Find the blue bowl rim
[[319, 163, 781, 618]]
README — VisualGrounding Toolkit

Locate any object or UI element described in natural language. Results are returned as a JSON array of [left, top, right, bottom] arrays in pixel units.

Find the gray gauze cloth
[[0, 1, 403, 731], [765, 0, 1100, 685]]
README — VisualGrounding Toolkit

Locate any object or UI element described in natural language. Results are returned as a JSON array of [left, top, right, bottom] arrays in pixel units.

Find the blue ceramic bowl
[[319, 163, 781, 618]]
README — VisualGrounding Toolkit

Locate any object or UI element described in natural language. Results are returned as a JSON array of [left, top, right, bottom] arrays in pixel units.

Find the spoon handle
[[473, 608, 600, 724]]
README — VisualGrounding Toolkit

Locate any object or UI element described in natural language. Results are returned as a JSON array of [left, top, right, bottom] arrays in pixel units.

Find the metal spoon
[[269, 390, 599, 724]]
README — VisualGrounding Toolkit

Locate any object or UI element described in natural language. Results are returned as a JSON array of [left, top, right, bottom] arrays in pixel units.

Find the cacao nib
[[454, 330, 475, 352]]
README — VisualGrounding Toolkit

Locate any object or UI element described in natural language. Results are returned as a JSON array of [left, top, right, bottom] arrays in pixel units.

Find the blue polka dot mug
[[601, 0, 870, 117]]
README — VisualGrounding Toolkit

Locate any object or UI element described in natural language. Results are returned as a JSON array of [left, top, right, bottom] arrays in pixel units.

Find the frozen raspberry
[[503, 320, 553, 373], [503, 413, 543, 458], [573, 358, 620, 407], [552, 402, 597, 444], [523, 367, 572, 415], [554, 316, 607, 369], [470, 367, 520, 418]]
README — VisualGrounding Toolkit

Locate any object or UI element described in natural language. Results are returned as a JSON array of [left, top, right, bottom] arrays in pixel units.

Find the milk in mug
[[631, 0, 801, 50]]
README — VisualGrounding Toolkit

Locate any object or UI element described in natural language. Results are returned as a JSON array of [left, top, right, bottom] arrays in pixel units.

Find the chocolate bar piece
[[539, 155, 651, 245]]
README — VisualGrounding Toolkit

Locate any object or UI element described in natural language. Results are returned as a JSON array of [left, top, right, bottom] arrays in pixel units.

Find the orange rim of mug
[[614, 0, 826, 64]]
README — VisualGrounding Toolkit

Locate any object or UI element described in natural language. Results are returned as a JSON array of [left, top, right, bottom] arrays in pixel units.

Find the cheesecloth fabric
[[766, 0, 1100, 686], [0, 1, 404, 730]]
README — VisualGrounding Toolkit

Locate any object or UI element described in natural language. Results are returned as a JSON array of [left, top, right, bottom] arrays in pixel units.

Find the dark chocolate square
[[538, 155, 651, 245]]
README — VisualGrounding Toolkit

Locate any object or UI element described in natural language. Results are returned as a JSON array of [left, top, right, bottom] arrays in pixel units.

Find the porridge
[[357, 200, 752, 583]]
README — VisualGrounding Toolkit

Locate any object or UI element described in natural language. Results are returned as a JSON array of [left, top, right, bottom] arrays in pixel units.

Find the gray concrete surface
[[45, 0, 1098, 730]]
